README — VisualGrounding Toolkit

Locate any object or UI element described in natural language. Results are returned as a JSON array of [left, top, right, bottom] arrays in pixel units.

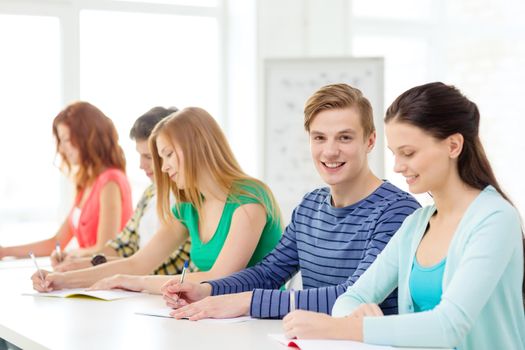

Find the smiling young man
[[161, 84, 421, 320]]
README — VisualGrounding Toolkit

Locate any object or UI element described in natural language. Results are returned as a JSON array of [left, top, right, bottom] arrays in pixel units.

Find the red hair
[[52, 102, 126, 192]]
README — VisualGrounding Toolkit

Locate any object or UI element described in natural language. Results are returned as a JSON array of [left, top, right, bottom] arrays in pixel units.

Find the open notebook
[[135, 307, 254, 324], [268, 334, 393, 350], [23, 288, 142, 301]]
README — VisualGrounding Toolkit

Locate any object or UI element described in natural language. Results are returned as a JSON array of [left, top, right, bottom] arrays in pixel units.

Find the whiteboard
[[263, 57, 384, 220]]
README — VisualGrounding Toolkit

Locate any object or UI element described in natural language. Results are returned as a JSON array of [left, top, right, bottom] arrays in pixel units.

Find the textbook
[[136, 307, 254, 324], [268, 333, 394, 350], [23, 288, 142, 301]]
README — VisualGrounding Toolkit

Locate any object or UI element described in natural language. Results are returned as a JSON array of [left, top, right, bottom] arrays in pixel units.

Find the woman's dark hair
[[385, 81, 525, 303], [129, 106, 178, 141]]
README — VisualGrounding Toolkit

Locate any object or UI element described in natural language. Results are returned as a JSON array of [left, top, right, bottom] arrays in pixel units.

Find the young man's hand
[[169, 291, 252, 321]]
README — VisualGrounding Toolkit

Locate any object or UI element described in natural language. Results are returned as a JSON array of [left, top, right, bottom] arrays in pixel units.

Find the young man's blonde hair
[[304, 83, 375, 137]]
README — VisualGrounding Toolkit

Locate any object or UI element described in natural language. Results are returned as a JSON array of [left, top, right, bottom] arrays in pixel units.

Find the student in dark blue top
[[161, 83, 421, 320]]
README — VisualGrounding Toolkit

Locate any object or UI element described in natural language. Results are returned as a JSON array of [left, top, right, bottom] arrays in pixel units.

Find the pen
[[55, 242, 62, 263], [179, 260, 189, 285], [29, 252, 45, 284], [289, 288, 295, 313], [177, 260, 189, 298]]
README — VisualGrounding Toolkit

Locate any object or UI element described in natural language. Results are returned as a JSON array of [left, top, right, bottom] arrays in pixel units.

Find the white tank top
[[71, 207, 82, 229], [136, 193, 175, 248], [137, 195, 159, 248]]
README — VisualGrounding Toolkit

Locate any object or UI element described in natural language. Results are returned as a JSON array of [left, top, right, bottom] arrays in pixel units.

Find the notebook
[[268, 333, 394, 350], [23, 288, 142, 300]]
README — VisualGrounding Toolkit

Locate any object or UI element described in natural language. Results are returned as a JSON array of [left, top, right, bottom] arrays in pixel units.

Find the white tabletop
[[0, 263, 286, 350], [0, 257, 51, 270], [0, 259, 450, 350]]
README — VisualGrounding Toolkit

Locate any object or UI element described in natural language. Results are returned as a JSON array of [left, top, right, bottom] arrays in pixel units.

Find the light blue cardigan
[[332, 186, 525, 349]]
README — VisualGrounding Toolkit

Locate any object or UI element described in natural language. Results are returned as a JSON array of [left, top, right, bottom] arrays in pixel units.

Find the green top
[[172, 181, 281, 271]]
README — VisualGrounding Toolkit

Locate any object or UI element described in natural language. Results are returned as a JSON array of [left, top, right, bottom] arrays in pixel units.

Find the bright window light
[[353, 35, 432, 205], [0, 14, 63, 244], [79, 10, 220, 200]]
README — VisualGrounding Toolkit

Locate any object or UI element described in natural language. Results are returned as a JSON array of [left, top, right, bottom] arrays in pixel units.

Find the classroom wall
[[257, 0, 350, 57], [254, 0, 525, 219]]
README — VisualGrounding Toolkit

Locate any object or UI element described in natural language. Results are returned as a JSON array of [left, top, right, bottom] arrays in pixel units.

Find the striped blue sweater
[[207, 181, 420, 318]]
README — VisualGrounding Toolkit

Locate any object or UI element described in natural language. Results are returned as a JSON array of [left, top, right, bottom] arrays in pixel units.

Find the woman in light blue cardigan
[[282, 82, 525, 350]]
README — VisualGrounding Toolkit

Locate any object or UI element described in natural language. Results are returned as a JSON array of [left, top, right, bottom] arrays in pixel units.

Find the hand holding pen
[[160, 260, 189, 298], [29, 252, 62, 292], [29, 252, 49, 291], [160, 261, 212, 308]]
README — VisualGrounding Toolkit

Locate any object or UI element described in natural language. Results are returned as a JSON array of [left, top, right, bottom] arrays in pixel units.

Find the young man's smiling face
[[309, 107, 375, 191]]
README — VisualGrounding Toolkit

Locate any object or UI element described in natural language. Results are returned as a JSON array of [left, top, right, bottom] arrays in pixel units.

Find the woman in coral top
[[0, 102, 133, 260]]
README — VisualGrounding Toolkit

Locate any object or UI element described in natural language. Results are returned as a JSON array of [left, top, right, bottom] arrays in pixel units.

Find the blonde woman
[[32, 107, 282, 293]]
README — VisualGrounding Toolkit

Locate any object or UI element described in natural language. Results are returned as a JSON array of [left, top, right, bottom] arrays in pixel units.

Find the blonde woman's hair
[[149, 107, 281, 225]]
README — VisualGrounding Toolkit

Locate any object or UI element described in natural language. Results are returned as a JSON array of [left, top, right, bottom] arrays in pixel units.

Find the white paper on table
[[22, 288, 142, 301], [268, 333, 394, 350], [135, 307, 254, 324]]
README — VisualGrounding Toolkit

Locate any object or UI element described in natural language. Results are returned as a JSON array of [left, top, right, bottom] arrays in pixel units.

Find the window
[[441, 0, 525, 213], [80, 9, 220, 195], [0, 1, 222, 246], [350, 11, 433, 205], [349, 0, 525, 213], [0, 14, 62, 244]]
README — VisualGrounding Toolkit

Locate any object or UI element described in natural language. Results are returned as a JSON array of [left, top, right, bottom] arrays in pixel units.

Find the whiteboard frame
[[262, 57, 384, 219]]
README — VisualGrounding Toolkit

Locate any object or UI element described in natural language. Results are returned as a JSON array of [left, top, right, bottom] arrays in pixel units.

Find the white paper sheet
[[135, 307, 254, 324]]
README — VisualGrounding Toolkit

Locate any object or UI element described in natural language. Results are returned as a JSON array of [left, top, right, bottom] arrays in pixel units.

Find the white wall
[[255, 0, 353, 219], [253, 0, 525, 220]]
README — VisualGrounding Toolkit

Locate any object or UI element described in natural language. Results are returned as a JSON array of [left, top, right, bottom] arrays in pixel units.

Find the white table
[[0, 257, 51, 270], [0, 259, 449, 350], [0, 263, 287, 350]]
